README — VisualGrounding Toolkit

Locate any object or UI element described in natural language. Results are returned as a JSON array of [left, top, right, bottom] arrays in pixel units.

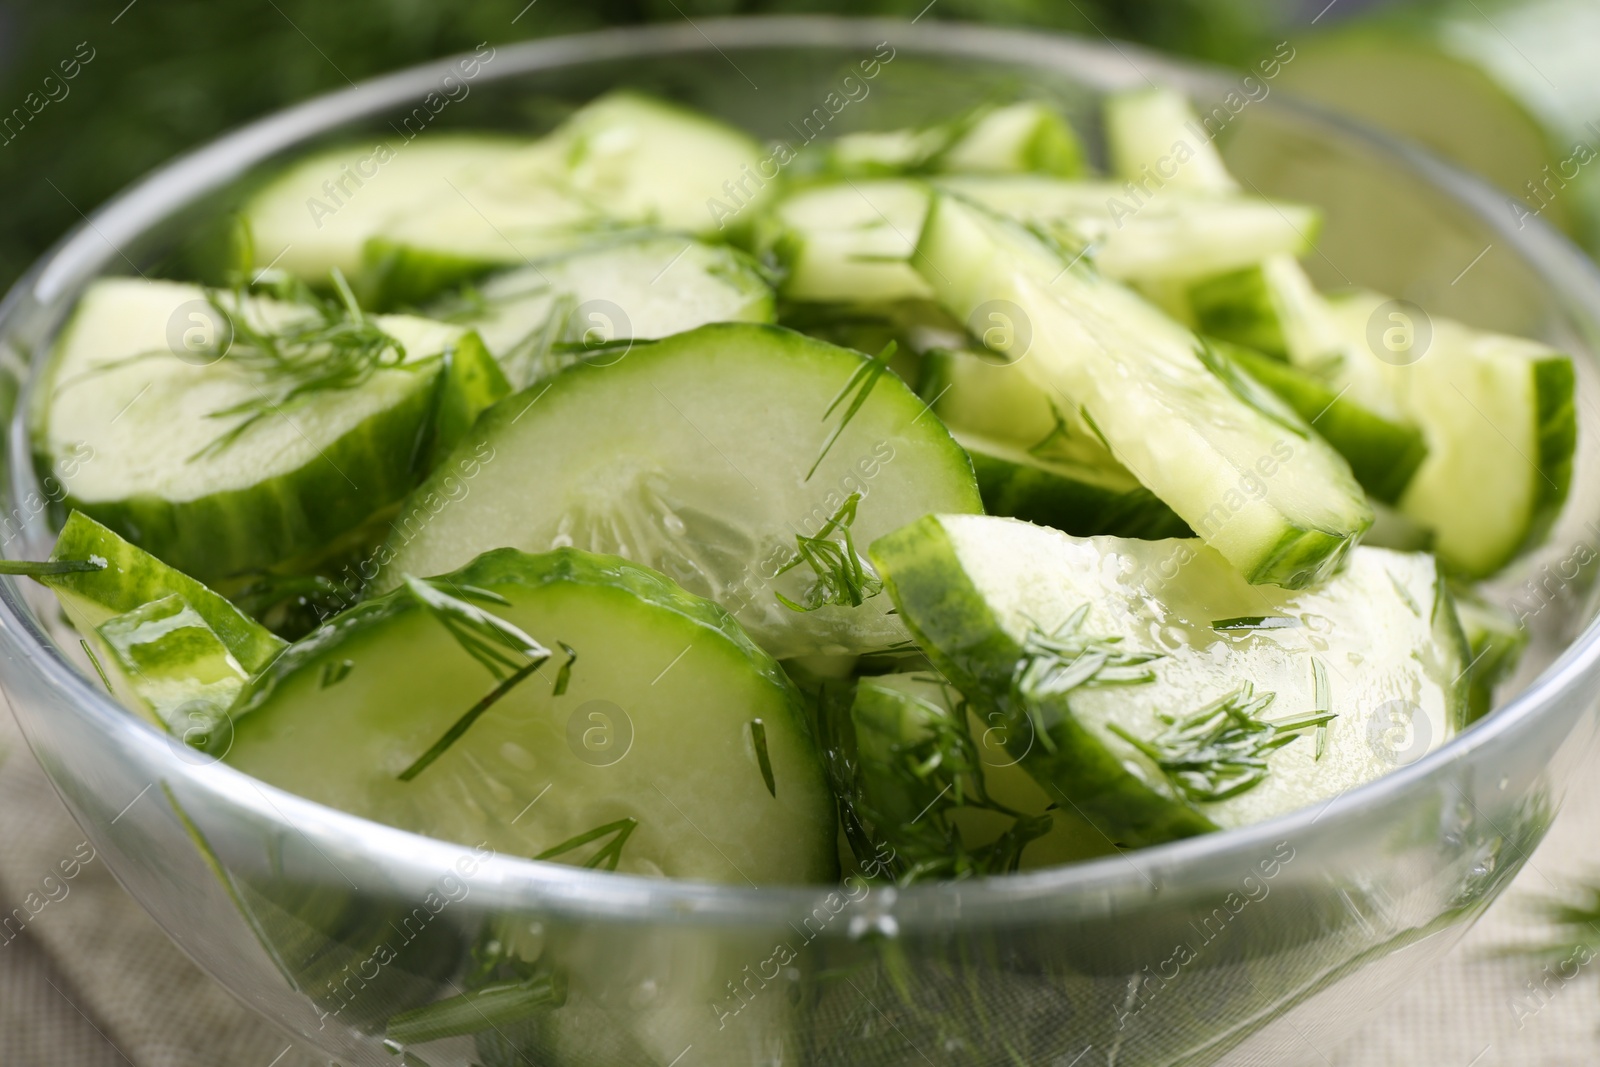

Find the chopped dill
[[774, 492, 883, 612], [188, 268, 410, 461], [535, 817, 637, 871], [552, 642, 577, 696], [1212, 616, 1298, 631], [750, 718, 776, 797], [1011, 605, 1161, 756], [0, 558, 105, 576], [806, 341, 897, 481], [396, 577, 550, 782], [1107, 682, 1336, 803], [80, 639, 113, 693], [385, 972, 566, 1046], [320, 659, 354, 689], [1311, 658, 1331, 761], [1026, 400, 1075, 459]]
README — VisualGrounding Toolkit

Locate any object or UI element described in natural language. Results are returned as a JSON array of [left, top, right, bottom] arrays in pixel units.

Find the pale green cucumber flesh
[[764, 180, 934, 304], [436, 237, 774, 389], [1104, 87, 1240, 194], [1328, 291, 1575, 576], [44, 510, 285, 672], [228, 547, 836, 885], [914, 194, 1371, 588], [1450, 582, 1529, 724], [363, 92, 769, 306], [960, 431, 1192, 540], [38, 278, 467, 579], [239, 135, 531, 284], [870, 514, 1469, 846], [96, 594, 248, 735], [939, 177, 1320, 281], [1219, 340, 1428, 505], [825, 101, 1086, 179], [376, 322, 982, 658]]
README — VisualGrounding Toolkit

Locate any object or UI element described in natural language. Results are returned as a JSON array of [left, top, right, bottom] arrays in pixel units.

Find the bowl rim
[[5, 14, 1600, 926]]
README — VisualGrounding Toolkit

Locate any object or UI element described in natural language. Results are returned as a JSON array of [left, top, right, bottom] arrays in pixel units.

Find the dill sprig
[[396, 577, 551, 782], [386, 973, 566, 1047], [535, 817, 638, 871], [1026, 400, 1075, 459], [1108, 682, 1336, 804], [806, 341, 896, 481], [0, 558, 104, 576], [189, 269, 409, 461], [750, 718, 777, 798], [774, 491, 883, 613], [1014, 605, 1160, 703]]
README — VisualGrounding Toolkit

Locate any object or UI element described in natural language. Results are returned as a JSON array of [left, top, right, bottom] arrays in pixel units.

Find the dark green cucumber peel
[[965, 443, 1193, 541], [868, 515, 1217, 848], [1217, 340, 1428, 505], [425, 331, 510, 468], [1524, 354, 1578, 558], [45, 510, 285, 672], [1189, 267, 1292, 359]]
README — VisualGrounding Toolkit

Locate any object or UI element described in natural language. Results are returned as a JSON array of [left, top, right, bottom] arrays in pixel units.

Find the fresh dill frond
[[535, 817, 638, 871], [774, 492, 884, 613], [1010, 606, 1161, 756], [806, 341, 897, 481], [1026, 400, 1075, 459], [396, 577, 551, 782], [750, 718, 777, 798], [1311, 658, 1331, 761], [1211, 616, 1298, 631], [1107, 682, 1336, 804], [552, 642, 577, 696], [80, 639, 113, 693], [385, 972, 566, 1046], [188, 268, 409, 461]]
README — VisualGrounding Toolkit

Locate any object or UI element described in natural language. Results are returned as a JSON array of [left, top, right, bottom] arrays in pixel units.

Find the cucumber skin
[[1525, 355, 1577, 560], [45, 510, 285, 673], [1221, 342, 1428, 505], [869, 515, 1218, 848], [50, 369, 439, 583], [362, 237, 495, 312], [427, 332, 509, 469], [1189, 268, 1291, 359], [967, 448, 1193, 541]]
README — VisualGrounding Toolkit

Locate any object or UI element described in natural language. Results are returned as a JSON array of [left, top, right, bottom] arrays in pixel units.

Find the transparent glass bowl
[[3, 17, 1600, 1067]]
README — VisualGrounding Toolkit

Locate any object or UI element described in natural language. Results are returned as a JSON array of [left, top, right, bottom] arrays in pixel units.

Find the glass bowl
[[3, 17, 1600, 1067]]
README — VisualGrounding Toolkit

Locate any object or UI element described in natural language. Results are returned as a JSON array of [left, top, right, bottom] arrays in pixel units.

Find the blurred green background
[[5, 0, 1599, 290]]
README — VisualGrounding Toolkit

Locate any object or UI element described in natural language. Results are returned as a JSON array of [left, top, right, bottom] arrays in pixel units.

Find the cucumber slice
[[365, 92, 770, 306], [428, 331, 510, 468], [1104, 87, 1239, 194], [228, 547, 835, 884], [915, 194, 1371, 588], [1186, 255, 1351, 367], [763, 180, 934, 304], [1326, 291, 1576, 576], [36, 278, 477, 579], [869, 514, 1468, 847], [1451, 582, 1528, 723], [843, 672, 1112, 878], [938, 177, 1321, 281], [95, 594, 248, 736], [1218, 340, 1428, 505], [239, 135, 530, 283], [375, 322, 982, 658], [960, 430, 1192, 540], [43, 510, 285, 673], [826, 101, 1086, 178], [436, 237, 774, 388]]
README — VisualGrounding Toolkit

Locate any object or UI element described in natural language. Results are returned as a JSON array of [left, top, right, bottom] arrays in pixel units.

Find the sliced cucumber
[[1218, 340, 1428, 505], [95, 594, 249, 736], [1104, 86, 1239, 194], [1451, 582, 1528, 723], [365, 92, 769, 306], [1186, 254, 1350, 367], [845, 672, 1112, 878], [35, 278, 480, 579], [1327, 291, 1576, 576], [375, 322, 982, 658], [43, 510, 285, 673], [228, 547, 835, 884], [763, 180, 934, 304], [916, 194, 1371, 588], [436, 237, 774, 388], [428, 331, 510, 467], [239, 135, 530, 283], [826, 101, 1086, 178], [938, 177, 1321, 281], [869, 514, 1468, 847]]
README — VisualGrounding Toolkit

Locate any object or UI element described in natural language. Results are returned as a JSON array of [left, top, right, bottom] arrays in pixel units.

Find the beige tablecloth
[[3, 696, 1598, 1067]]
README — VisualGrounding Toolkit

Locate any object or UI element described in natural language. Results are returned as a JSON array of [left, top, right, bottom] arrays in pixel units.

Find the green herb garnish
[[750, 718, 776, 798], [0, 558, 104, 576], [552, 642, 577, 696], [534, 817, 638, 871], [385, 973, 566, 1046], [1108, 682, 1336, 803], [1211, 616, 1298, 631], [1311, 657, 1331, 762], [189, 268, 409, 460], [774, 492, 883, 612], [1026, 400, 1075, 459], [396, 577, 550, 782], [320, 659, 353, 689], [80, 639, 113, 694], [806, 340, 896, 481], [1195, 338, 1308, 441]]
